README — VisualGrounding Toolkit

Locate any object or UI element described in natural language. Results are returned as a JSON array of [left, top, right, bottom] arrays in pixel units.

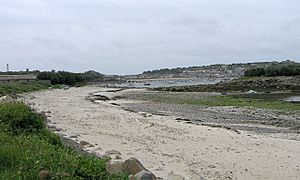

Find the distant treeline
[[143, 68, 184, 75], [244, 64, 300, 77], [37, 70, 104, 85]]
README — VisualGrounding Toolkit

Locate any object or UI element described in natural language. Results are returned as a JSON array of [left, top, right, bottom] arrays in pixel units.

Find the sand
[[23, 86, 300, 180]]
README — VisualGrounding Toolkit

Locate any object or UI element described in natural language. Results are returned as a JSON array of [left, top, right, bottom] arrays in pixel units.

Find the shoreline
[[24, 86, 300, 179]]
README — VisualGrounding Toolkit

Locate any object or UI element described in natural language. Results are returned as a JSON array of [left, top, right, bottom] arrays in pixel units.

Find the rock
[[39, 170, 50, 179], [199, 175, 207, 180], [129, 174, 135, 180], [63, 86, 70, 90], [115, 155, 123, 160], [106, 150, 122, 155], [110, 103, 121, 106], [79, 140, 90, 147], [93, 147, 103, 151], [246, 90, 257, 94], [106, 160, 124, 175], [69, 135, 78, 139], [55, 127, 63, 132], [93, 94, 110, 101], [135, 170, 156, 180], [0, 95, 14, 103], [123, 157, 147, 175], [87, 144, 95, 147], [149, 123, 155, 127], [167, 172, 185, 180], [175, 118, 191, 122]]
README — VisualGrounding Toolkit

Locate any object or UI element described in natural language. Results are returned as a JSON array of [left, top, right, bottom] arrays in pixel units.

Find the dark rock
[[79, 140, 90, 147], [123, 157, 147, 175], [175, 118, 191, 121], [93, 95, 110, 101], [69, 135, 79, 139], [149, 123, 155, 127], [135, 170, 156, 180]]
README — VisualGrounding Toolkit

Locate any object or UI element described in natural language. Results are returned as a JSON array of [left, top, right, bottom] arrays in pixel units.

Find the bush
[[245, 64, 300, 77], [0, 102, 44, 134]]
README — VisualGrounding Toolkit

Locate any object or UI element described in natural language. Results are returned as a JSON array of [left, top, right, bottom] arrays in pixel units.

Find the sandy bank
[[24, 86, 300, 179]]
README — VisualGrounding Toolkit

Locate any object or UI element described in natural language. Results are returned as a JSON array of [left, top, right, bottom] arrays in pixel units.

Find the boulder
[[122, 157, 147, 175], [134, 170, 156, 180], [106, 160, 124, 175]]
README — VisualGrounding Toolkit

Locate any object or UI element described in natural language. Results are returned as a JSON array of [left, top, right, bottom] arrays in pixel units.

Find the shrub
[[0, 102, 44, 134], [244, 64, 300, 77]]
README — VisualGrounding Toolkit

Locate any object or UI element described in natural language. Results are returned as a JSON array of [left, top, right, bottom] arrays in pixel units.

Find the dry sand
[[23, 86, 300, 180]]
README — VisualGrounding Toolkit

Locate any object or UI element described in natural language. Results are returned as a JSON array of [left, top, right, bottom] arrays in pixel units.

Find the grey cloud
[[0, 0, 299, 74]]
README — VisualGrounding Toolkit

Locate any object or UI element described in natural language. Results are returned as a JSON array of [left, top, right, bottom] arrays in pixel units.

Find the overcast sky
[[0, 0, 299, 74]]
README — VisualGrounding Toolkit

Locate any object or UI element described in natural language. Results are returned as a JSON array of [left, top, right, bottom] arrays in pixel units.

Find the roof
[[0, 75, 37, 81]]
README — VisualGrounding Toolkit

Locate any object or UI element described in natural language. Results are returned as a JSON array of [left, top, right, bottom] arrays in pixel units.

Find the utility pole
[[6, 64, 9, 72]]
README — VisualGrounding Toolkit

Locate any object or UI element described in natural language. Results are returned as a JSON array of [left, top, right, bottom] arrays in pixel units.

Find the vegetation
[[0, 84, 127, 179], [142, 93, 300, 111], [142, 61, 297, 76], [0, 102, 127, 179], [37, 70, 104, 85], [143, 68, 184, 75], [244, 63, 300, 77], [0, 81, 50, 97]]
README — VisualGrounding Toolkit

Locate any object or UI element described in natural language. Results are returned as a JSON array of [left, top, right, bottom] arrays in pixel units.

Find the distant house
[[0, 75, 37, 82]]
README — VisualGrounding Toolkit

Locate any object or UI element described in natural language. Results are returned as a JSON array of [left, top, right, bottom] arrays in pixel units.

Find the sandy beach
[[23, 86, 300, 180]]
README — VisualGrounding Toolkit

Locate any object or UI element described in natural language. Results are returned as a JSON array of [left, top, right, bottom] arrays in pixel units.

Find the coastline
[[23, 86, 300, 179]]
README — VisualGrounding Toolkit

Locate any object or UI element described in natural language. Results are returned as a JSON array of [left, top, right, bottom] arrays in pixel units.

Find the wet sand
[[23, 86, 300, 179]]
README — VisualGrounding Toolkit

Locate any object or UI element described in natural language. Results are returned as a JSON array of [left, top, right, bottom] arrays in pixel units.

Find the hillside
[[133, 60, 298, 80]]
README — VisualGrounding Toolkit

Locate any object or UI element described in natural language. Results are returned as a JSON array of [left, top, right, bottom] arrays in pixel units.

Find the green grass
[[0, 102, 45, 134], [0, 132, 126, 179], [0, 81, 50, 96], [144, 94, 300, 111], [0, 102, 127, 179]]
